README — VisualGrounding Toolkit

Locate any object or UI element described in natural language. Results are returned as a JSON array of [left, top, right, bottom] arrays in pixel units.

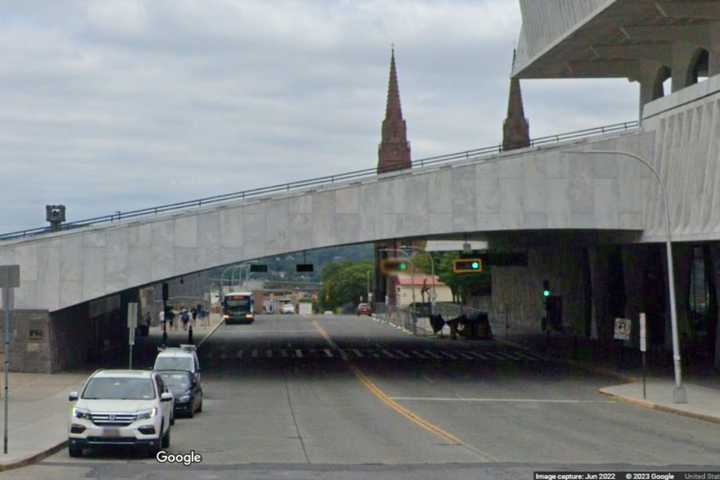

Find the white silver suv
[[68, 370, 174, 457]]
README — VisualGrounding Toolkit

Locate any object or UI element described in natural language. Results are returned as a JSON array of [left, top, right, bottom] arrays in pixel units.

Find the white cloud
[[0, 0, 637, 232]]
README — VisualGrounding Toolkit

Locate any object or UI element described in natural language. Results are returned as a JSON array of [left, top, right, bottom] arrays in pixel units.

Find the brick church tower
[[377, 48, 412, 174], [502, 51, 531, 151]]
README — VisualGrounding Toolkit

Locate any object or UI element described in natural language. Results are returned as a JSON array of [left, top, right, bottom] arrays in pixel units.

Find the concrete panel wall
[[642, 75, 720, 241], [0, 133, 649, 312], [491, 244, 589, 336]]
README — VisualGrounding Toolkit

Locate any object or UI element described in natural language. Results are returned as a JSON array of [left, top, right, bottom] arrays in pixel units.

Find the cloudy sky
[[1, 0, 638, 233]]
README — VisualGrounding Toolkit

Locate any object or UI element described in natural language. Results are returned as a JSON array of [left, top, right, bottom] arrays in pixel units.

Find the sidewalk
[[0, 314, 224, 471], [146, 312, 223, 346], [500, 333, 720, 425], [0, 372, 86, 471], [600, 381, 720, 424]]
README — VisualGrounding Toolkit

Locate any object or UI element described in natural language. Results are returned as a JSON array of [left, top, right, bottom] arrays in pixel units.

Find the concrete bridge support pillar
[[708, 244, 720, 369], [672, 43, 700, 92], [588, 246, 613, 344], [622, 245, 649, 348]]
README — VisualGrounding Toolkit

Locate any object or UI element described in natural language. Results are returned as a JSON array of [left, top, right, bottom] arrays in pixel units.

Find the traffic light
[[381, 258, 411, 275], [542, 280, 551, 298], [453, 259, 483, 273]]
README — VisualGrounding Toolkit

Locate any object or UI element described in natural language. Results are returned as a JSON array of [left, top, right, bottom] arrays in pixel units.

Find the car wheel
[[68, 444, 82, 458], [161, 426, 170, 448]]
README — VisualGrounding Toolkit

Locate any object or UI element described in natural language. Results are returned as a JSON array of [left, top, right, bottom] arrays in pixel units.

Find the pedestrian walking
[[181, 308, 190, 331]]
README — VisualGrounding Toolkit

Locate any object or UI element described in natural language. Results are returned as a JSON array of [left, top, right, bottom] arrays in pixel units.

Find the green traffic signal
[[471, 261, 480, 270], [543, 290, 551, 297], [399, 262, 407, 271]]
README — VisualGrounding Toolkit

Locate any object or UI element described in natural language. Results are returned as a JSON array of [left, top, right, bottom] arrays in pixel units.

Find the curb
[[0, 440, 67, 472], [196, 318, 226, 348], [597, 389, 720, 425]]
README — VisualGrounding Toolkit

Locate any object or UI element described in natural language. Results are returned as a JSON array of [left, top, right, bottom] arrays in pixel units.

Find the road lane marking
[[324, 348, 334, 358], [310, 319, 494, 457], [389, 397, 616, 404], [295, 349, 304, 358], [423, 350, 443, 359], [456, 351, 476, 360], [411, 350, 428, 359], [437, 351, 457, 360], [351, 348, 364, 358]]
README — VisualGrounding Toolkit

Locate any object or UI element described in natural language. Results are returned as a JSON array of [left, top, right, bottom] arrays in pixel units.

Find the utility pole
[[0, 265, 20, 455]]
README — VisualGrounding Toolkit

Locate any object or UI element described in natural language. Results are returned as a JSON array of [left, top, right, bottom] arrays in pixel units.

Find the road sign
[[453, 259, 483, 273], [639, 313, 647, 352], [614, 317, 631, 341], [127, 303, 138, 346]]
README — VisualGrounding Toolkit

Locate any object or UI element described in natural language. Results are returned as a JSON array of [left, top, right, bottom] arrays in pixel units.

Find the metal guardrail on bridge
[[0, 120, 638, 242]]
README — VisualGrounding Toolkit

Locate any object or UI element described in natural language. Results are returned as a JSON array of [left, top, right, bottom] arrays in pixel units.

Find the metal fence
[[0, 120, 638, 242]]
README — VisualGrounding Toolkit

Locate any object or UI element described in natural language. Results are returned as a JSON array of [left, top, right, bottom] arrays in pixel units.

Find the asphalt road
[[7, 314, 720, 479]]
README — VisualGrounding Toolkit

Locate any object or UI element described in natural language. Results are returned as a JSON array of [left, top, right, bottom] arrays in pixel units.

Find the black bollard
[[188, 325, 193, 344]]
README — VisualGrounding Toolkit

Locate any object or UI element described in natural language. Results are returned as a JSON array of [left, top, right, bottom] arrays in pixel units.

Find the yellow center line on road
[[311, 319, 494, 457]]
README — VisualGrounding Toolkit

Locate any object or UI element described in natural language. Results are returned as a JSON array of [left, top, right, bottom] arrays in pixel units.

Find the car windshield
[[154, 356, 194, 372], [82, 377, 155, 400], [159, 372, 191, 390]]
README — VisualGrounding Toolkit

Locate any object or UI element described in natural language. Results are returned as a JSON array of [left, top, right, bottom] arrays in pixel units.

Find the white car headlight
[[136, 408, 157, 420], [73, 407, 90, 419]]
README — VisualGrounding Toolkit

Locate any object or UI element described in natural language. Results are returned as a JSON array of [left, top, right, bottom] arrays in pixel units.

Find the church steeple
[[502, 50, 530, 151], [378, 47, 412, 174]]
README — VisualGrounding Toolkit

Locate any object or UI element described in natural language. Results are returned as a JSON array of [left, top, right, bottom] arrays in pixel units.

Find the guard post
[[0, 265, 20, 455]]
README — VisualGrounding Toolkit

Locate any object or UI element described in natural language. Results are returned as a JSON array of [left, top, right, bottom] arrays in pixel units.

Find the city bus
[[222, 291, 255, 324]]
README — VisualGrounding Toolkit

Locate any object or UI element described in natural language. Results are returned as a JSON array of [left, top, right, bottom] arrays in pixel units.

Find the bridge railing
[[0, 120, 638, 241]]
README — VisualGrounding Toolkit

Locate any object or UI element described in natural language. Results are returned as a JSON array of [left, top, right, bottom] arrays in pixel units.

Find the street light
[[564, 149, 686, 403]]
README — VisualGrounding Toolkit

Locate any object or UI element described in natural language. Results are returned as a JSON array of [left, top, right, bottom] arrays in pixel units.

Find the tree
[[319, 261, 373, 311], [413, 252, 491, 304]]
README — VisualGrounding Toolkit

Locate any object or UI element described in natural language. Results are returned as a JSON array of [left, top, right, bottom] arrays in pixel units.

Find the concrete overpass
[[0, 129, 651, 314]]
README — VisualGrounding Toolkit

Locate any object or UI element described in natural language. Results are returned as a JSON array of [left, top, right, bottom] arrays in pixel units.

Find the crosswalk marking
[[437, 351, 458, 360], [467, 352, 488, 360], [201, 345, 541, 363]]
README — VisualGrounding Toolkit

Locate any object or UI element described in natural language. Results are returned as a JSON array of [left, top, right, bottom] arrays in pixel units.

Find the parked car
[[356, 303, 372, 316], [280, 303, 295, 314], [67, 370, 174, 458], [154, 344, 201, 383], [156, 370, 203, 418], [323, 310, 334, 315]]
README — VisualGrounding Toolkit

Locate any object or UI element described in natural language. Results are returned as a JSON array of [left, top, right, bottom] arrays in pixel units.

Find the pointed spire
[[378, 47, 411, 174], [502, 50, 530, 151], [385, 46, 403, 121]]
